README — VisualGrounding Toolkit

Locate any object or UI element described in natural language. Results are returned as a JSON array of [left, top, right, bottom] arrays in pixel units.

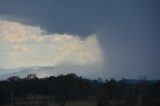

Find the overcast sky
[[0, 0, 159, 79]]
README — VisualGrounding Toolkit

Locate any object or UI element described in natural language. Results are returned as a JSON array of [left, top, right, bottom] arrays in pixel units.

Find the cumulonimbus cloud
[[0, 20, 103, 69]]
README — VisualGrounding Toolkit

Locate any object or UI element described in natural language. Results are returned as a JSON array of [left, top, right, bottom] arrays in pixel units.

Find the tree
[[7, 76, 21, 105], [7, 76, 21, 82], [24, 74, 38, 80]]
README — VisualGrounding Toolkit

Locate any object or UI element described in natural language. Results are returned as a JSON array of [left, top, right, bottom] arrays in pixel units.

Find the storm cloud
[[0, 20, 103, 69]]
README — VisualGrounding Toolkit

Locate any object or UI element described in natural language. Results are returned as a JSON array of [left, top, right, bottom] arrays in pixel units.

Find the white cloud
[[0, 20, 103, 69]]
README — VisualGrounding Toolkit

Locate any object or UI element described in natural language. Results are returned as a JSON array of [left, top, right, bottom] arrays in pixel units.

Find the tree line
[[0, 73, 160, 106]]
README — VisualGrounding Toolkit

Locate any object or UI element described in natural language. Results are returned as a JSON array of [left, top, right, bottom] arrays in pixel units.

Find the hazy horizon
[[0, 0, 160, 80]]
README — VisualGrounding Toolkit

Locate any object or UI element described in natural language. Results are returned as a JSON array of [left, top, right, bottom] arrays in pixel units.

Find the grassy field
[[10, 96, 97, 106]]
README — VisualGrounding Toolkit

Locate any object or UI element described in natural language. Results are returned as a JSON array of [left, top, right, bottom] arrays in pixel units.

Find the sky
[[0, 0, 160, 80]]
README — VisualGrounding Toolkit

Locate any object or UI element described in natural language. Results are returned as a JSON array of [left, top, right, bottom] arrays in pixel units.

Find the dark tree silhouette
[[0, 74, 159, 106]]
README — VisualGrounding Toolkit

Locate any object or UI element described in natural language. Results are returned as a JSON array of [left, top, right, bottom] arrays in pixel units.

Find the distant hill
[[125, 79, 159, 84], [0, 66, 159, 83], [0, 65, 99, 80], [0, 66, 54, 80]]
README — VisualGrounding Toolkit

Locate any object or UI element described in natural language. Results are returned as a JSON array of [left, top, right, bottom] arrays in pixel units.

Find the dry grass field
[[2, 96, 97, 106]]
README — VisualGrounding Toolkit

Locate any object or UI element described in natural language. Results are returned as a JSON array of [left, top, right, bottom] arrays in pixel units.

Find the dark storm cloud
[[0, 0, 160, 79]]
